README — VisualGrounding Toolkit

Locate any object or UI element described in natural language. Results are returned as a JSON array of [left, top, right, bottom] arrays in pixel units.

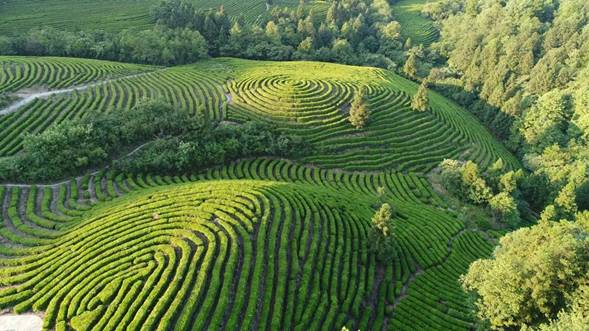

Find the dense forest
[[428, 1, 589, 329], [426, 0, 589, 221]]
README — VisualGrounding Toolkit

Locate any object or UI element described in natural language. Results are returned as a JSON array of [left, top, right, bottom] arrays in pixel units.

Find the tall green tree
[[403, 51, 417, 78], [369, 203, 395, 261], [349, 89, 369, 129], [411, 81, 429, 111]]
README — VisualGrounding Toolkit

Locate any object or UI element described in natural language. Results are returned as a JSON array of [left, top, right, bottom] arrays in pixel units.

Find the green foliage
[[348, 89, 369, 129], [116, 121, 308, 174], [535, 282, 589, 331], [403, 52, 418, 78], [461, 219, 589, 329], [369, 203, 396, 262], [1, 99, 306, 181], [153, 0, 405, 68], [430, 0, 589, 217], [576, 181, 589, 211], [1, 26, 208, 65], [488, 192, 518, 225], [411, 81, 429, 111], [440, 159, 491, 205], [440, 159, 525, 225]]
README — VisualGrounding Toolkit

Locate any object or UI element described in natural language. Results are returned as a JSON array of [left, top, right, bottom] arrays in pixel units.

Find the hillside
[[0, 56, 518, 172], [0, 53, 518, 330], [0, 0, 326, 35], [0, 0, 587, 330], [0, 159, 492, 330], [391, 0, 439, 46]]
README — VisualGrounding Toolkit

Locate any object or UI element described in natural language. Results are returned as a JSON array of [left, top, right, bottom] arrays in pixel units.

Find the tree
[[489, 191, 519, 224], [403, 51, 417, 78], [411, 81, 429, 111], [536, 281, 589, 331], [461, 219, 589, 329], [440, 159, 492, 204], [265, 21, 280, 43], [555, 183, 579, 219], [576, 181, 589, 211], [349, 89, 369, 129], [369, 203, 395, 261]]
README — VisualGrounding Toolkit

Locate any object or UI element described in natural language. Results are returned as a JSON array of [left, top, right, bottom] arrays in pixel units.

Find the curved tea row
[[0, 159, 492, 330], [0, 56, 153, 94], [0, 57, 518, 173], [0, 60, 227, 156], [226, 59, 518, 171]]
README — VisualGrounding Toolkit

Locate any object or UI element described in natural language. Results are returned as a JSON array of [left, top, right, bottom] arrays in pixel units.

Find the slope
[[0, 159, 492, 330], [0, 0, 327, 35], [0, 56, 520, 172]]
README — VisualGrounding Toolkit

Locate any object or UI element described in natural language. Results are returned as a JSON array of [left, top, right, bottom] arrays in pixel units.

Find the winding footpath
[[0, 70, 163, 116]]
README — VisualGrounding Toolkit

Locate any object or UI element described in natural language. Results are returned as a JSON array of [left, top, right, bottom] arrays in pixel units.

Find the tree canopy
[[461, 217, 589, 329]]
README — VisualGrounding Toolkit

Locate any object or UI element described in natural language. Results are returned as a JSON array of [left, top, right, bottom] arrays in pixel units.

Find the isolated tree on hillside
[[369, 203, 395, 261], [349, 89, 369, 129], [403, 51, 417, 78], [411, 81, 429, 111], [461, 219, 589, 329]]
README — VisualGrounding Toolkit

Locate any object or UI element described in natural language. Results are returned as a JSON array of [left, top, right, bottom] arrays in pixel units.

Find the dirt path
[[387, 229, 468, 321], [0, 313, 42, 331], [1, 142, 150, 188], [0, 70, 163, 116], [225, 93, 233, 104]]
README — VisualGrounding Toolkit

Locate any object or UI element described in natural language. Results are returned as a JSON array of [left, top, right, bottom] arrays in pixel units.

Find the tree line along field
[[0, 0, 328, 35], [0, 56, 519, 172], [0, 158, 492, 330]]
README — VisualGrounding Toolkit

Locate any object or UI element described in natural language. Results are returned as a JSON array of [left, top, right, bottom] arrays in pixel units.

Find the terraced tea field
[[0, 159, 492, 330], [0, 0, 327, 35], [0, 56, 519, 172], [392, 0, 439, 46], [0, 53, 520, 330]]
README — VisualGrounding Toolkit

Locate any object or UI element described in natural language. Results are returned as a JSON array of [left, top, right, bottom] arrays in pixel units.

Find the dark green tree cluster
[[428, 0, 589, 221], [0, 27, 208, 65], [0, 100, 307, 182], [440, 159, 525, 226], [115, 121, 307, 174], [152, 0, 407, 67], [461, 213, 589, 330]]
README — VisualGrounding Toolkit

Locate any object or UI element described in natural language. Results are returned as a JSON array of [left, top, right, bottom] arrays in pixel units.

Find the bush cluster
[[0, 100, 308, 182]]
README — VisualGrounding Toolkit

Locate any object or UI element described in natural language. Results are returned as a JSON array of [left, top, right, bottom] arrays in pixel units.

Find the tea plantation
[[0, 55, 513, 330], [0, 159, 492, 330]]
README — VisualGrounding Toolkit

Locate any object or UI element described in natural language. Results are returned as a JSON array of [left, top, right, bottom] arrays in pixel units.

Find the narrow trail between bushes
[[387, 228, 468, 320], [0, 70, 164, 116]]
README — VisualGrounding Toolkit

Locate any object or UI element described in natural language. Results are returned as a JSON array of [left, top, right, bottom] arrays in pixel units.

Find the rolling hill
[[0, 159, 492, 330], [0, 56, 519, 172], [0, 0, 327, 35], [0, 55, 517, 330]]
